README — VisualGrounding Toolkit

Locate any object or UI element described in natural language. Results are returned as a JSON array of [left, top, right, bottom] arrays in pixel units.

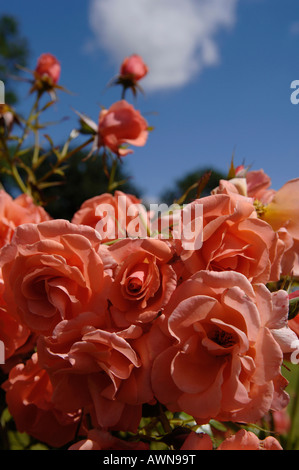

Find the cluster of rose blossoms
[[0, 53, 299, 451]]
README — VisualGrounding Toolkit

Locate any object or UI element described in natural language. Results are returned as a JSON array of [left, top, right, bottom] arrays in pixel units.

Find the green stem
[[13, 93, 41, 162], [158, 405, 172, 434], [37, 136, 94, 184], [11, 164, 29, 194], [32, 100, 40, 166], [0, 134, 29, 194], [107, 157, 118, 192]]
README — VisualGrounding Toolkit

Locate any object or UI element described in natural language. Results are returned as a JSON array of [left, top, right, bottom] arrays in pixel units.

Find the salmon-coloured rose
[[2, 353, 80, 447], [180, 432, 213, 450], [72, 191, 145, 242], [120, 54, 148, 81], [35, 53, 61, 84], [246, 169, 276, 204], [151, 270, 296, 424], [179, 193, 283, 284], [261, 178, 299, 277], [272, 408, 291, 435], [98, 100, 148, 156], [261, 178, 299, 236], [68, 428, 149, 450], [217, 429, 282, 450], [0, 189, 51, 249], [0, 220, 113, 335], [0, 270, 31, 369], [37, 312, 153, 431], [107, 238, 177, 326], [0, 308, 30, 366]]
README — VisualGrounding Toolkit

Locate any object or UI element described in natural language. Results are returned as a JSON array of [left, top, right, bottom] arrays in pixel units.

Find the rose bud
[[34, 53, 61, 85], [120, 54, 148, 82]]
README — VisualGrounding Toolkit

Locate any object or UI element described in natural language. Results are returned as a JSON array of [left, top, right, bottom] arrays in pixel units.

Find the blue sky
[[2, 0, 299, 203]]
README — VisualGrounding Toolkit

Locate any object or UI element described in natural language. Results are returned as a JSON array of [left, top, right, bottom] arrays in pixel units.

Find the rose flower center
[[125, 262, 148, 295], [208, 325, 237, 348]]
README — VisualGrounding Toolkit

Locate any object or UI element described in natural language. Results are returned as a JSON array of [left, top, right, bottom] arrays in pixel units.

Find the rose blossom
[[37, 312, 154, 431], [151, 270, 297, 424], [179, 431, 213, 450], [71, 191, 145, 242], [0, 220, 114, 335], [246, 169, 276, 204], [107, 238, 177, 326], [35, 53, 61, 84], [120, 54, 148, 81], [0, 189, 51, 249], [2, 352, 80, 447], [179, 193, 283, 284], [261, 178, 299, 277], [98, 100, 148, 156], [179, 429, 282, 450], [217, 429, 282, 450], [0, 307, 30, 368]]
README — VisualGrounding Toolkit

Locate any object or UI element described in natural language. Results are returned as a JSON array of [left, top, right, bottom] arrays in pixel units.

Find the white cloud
[[290, 21, 299, 36], [88, 0, 239, 91]]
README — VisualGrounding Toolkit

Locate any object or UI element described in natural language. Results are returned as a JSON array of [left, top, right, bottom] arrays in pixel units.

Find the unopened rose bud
[[35, 53, 61, 85], [120, 54, 148, 82]]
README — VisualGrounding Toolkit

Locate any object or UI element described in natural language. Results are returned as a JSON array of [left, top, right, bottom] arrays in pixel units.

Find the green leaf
[[8, 430, 30, 450], [209, 419, 228, 432], [29, 443, 49, 450], [0, 407, 11, 427], [289, 296, 299, 320]]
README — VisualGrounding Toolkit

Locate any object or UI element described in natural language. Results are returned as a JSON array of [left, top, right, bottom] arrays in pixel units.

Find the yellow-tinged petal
[[261, 178, 299, 239]]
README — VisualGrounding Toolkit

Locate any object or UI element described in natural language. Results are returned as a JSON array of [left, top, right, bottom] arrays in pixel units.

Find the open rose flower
[[0, 220, 113, 335], [2, 353, 80, 447], [246, 169, 276, 204], [217, 429, 282, 450], [98, 100, 148, 156], [151, 270, 297, 424], [260, 178, 299, 277], [179, 193, 284, 284], [37, 312, 154, 431], [107, 238, 177, 326], [71, 191, 145, 242], [0, 306, 30, 368], [0, 189, 51, 249]]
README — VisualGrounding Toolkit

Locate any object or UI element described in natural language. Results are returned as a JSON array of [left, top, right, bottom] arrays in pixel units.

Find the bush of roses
[[0, 52, 298, 452]]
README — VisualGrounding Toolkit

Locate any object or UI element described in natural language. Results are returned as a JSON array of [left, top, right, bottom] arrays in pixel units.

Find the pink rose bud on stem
[[33, 53, 61, 95], [120, 54, 148, 81], [35, 53, 61, 84], [117, 54, 148, 98]]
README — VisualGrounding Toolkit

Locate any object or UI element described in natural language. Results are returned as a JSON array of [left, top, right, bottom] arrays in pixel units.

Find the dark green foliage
[[0, 15, 30, 105], [40, 151, 143, 221], [159, 166, 227, 205]]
